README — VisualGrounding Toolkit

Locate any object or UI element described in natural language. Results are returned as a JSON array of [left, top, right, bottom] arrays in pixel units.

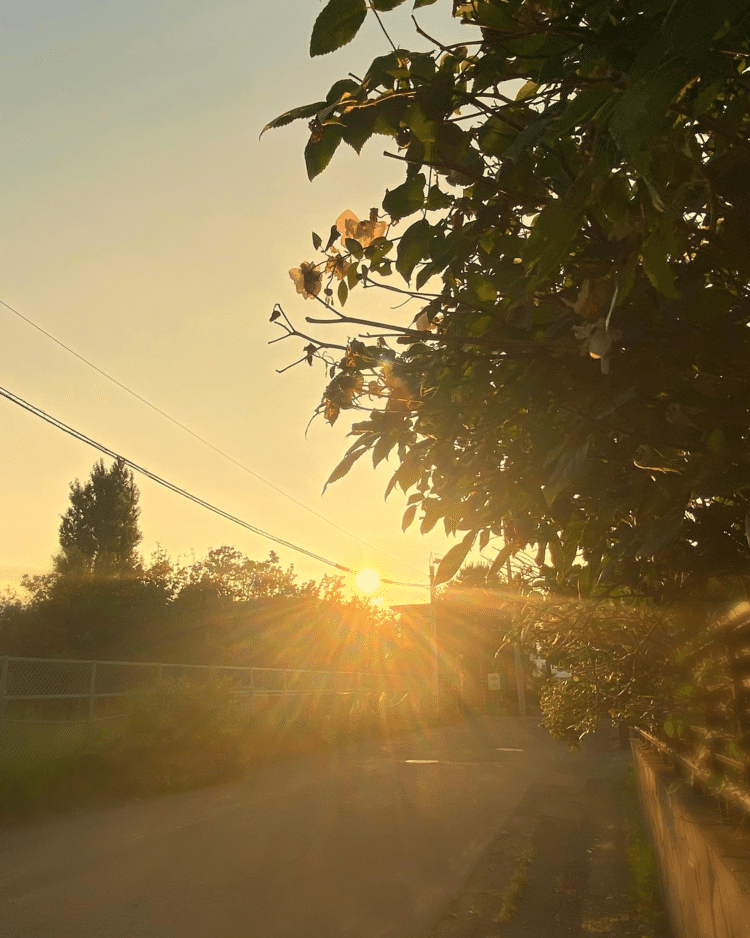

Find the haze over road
[[1, 717, 571, 938]]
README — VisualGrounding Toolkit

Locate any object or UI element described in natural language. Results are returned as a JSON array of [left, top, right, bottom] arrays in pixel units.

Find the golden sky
[[0, 2, 483, 606]]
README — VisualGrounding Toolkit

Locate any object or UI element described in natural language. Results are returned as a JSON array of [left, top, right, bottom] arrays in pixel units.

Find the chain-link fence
[[0, 655, 376, 746]]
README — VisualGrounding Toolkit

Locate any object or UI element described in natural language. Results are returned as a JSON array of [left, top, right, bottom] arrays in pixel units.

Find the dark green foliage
[[267, 0, 750, 607], [56, 459, 142, 577], [99, 677, 250, 795], [310, 0, 368, 57]]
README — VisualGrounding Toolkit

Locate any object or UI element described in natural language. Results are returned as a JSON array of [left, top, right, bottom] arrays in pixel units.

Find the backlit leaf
[[341, 107, 378, 153], [641, 218, 680, 299], [544, 442, 590, 506], [383, 173, 426, 220], [396, 218, 430, 282], [434, 531, 476, 585], [304, 124, 344, 180], [516, 80, 538, 101], [310, 0, 368, 58], [323, 445, 367, 492], [401, 504, 417, 531], [260, 101, 327, 137], [524, 199, 583, 284], [488, 542, 515, 579]]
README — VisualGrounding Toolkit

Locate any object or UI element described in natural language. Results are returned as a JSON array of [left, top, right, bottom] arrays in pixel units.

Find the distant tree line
[[0, 460, 414, 678]]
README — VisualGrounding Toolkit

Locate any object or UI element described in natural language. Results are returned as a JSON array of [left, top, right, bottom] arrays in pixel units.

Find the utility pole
[[429, 556, 440, 706], [507, 557, 527, 717]]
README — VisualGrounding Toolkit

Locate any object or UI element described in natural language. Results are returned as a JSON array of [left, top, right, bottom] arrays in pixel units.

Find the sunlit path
[[0, 717, 569, 938]]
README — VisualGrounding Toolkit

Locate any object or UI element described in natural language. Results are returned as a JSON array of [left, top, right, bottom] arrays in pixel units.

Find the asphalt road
[[0, 717, 568, 938]]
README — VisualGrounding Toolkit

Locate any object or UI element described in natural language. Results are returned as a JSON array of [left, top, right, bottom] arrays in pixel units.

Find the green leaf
[[547, 83, 616, 139], [425, 186, 452, 211], [345, 237, 364, 258], [472, 1, 518, 30], [609, 71, 684, 176], [524, 199, 582, 284], [501, 109, 561, 163], [310, 0, 368, 57], [341, 107, 377, 153], [312, 231, 322, 250], [401, 503, 417, 531], [383, 173, 426, 219], [396, 218, 430, 282], [373, 0, 407, 9], [434, 531, 476, 585], [260, 101, 328, 137], [488, 542, 515, 578], [420, 500, 442, 534], [635, 510, 684, 560], [323, 445, 367, 492], [373, 434, 397, 468], [641, 217, 680, 299], [304, 124, 343, 180], [516, 80, 538, 101], [407, 52, 436, 82], [338, 280, 348, 307], [466, 272, 497, 303], [544, 442, 590, 506], [396, 453, 426, 492], [415, 263, 440, 291], [324, 224, 340, 251], [414, 0, 439, 7], [372, 96, 409, 136], [478, 117, 515, 158], [406, 101, 439, 145], [326, 78, 361, 105], [384, 467, 400, 500], [366, 51, 403, 86]]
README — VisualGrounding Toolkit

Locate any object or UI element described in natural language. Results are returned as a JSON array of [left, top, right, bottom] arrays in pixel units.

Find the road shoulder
[[420, 748, 673, 938]]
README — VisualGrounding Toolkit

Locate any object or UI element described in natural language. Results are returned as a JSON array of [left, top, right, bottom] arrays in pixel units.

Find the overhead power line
[[0, 384, 355, 574], [0, 296, 425, 578]]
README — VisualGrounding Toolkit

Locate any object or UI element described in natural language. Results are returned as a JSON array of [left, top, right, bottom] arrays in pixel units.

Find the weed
[[493, 843, 536, 923], [622, 767, 672, 937]]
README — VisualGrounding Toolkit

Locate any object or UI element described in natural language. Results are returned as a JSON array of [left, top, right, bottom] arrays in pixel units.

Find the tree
[[266, 0, 750, 607], [10, 461, 149, 657], [56, 459, 142, 578], [176, 547, 306, 603]]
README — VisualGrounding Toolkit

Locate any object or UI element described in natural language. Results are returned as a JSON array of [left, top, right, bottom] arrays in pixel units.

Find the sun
[[355, 567, 380, 594]]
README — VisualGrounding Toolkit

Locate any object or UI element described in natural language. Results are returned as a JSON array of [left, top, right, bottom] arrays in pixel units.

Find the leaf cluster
[[268, 0, 750, 600]]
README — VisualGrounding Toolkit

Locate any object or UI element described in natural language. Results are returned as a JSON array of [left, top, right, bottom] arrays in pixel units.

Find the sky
[[0, 1, 485, 607]]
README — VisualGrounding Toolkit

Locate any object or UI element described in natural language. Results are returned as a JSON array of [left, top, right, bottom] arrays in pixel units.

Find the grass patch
[[622, 768, 672, 937], [1, 681, 438, 822], [0, 721, 95, 819], [493, 843, 536, 923]]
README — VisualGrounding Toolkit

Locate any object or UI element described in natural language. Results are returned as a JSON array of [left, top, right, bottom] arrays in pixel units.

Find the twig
[[371, 6, 398, 54], [411, 15, 452, 54]]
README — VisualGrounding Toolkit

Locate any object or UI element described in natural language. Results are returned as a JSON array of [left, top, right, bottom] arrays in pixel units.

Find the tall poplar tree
[[55, 459, 142, 578]]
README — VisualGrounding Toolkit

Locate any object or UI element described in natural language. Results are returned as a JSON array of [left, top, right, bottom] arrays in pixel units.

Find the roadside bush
[[0, 723, 93, 819], [98, 676, 250, 796]]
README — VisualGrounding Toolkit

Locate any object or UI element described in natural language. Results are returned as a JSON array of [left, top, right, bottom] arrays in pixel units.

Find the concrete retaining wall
[[632, 740, 750, 938]]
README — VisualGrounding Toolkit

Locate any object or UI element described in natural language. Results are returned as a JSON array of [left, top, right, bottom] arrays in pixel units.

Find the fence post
[[88, 661, 97, 721], [0, 656, 7, 738]]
